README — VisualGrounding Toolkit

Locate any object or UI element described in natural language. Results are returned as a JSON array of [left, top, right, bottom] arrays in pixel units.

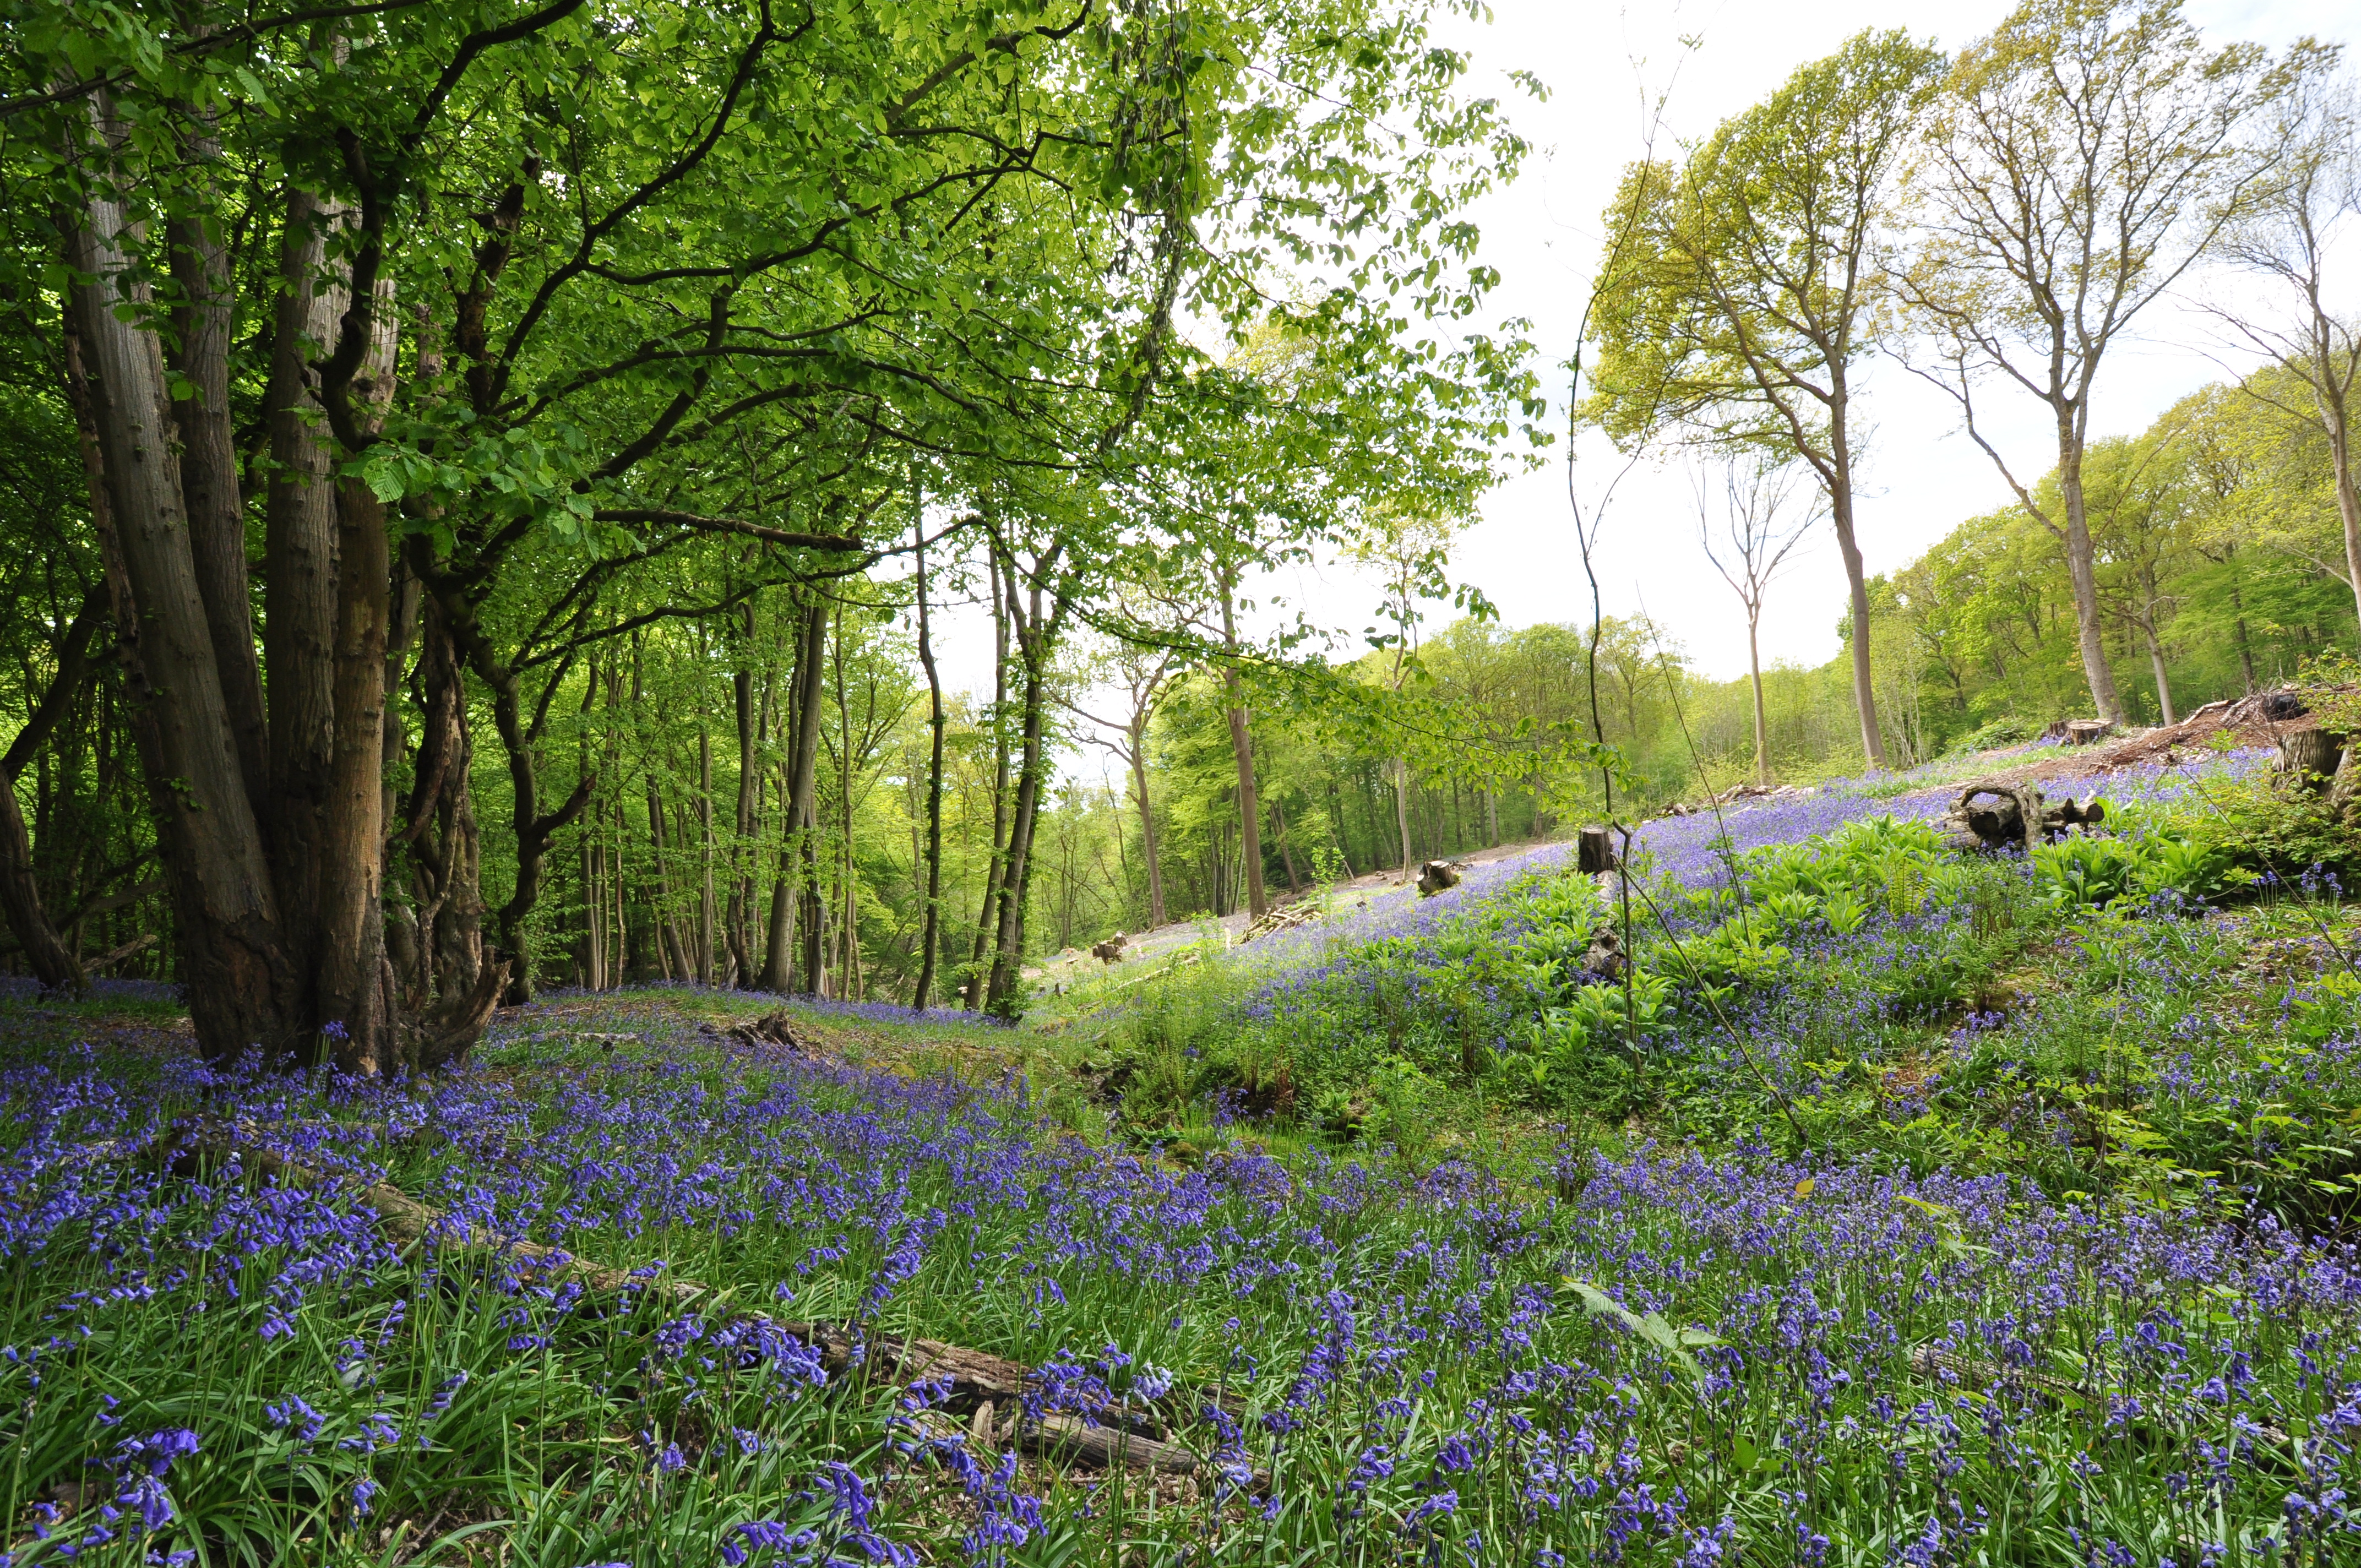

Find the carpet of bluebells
[[1, 995, 2358, 1566], [8, 748, 2361, 1566]]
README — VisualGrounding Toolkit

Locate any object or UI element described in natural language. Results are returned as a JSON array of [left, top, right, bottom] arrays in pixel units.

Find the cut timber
[[1577, 827, 1615, 875], [1029, 1413, 1216, 1478], [1238, 902, 1319, 944], [1415, 859, 1464, 897], [2065, 720, 2113, 746]]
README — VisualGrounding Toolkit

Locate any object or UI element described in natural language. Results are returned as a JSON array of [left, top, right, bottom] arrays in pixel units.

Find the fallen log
[[144, 1129, 1256, 1483], [1938, 782, 2106, 855]]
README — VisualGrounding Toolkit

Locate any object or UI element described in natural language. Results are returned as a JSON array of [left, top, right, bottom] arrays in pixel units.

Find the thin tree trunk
[[1748, 612, 1771, 787], [1829, 390, 1887, 770], [965, 552, 1012, 1008], [762, 597, 828, 992], [698, 723, 716, 983], [1128, 719, 1166, 928], [2140, 562, 2176, 726], [727, 624, 757, 984], [986, 562, 1066, 1013], [2232, 582, 2257, 694], [1272, 797, 1301, 892], [1219, 572, 1267, 919], [912, 511, 948, 1010], [1392, 758, 1413, 877], [0, 591, 105, 994]]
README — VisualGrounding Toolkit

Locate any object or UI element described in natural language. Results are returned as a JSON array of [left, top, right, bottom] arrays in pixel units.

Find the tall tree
[[1897, 0, 2287, 723], [1693, 458, 1819, 785], [1588, 29, 1943, 770], [2205, 52, 2361, 638]]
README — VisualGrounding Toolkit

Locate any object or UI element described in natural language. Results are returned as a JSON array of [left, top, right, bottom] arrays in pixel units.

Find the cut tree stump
[[1415, 859, 1464, 897], [2277, 729, 2343, 795], [1577, 826, 1615, 875]]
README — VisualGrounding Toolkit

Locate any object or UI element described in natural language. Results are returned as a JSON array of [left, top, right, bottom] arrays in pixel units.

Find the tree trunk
[[986, 562, 1066, 1014], [1271, 797, 1301, 892], [314, 279, 400, 1069], [965, 553, 1013, 1008], [67, 165, 294, 1062], [1748, 612, 1771, 787], [2055, 431, 2126, 725], [2231, 582, 2257, 695], [761, 597, 828, 992], [318, 469, 392, 1065], [2308, 324, 2361, 641], [167, 203, 267, 821], [264, 187, 349, 1010], [1392, 757, 1414, 878], [1220, 574, 1267, 919], [912, 522, 949, 1009], [698, 723, 717, 983], [2141, 605, 2176, 727], [0, 591, 106, 994], [1127, 718, 1166, 928], [727, 630, 758, 984], [1827, 412, 1886, 769]]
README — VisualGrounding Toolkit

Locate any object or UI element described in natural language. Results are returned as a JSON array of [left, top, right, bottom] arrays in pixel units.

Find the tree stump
[[2277, 729, 2343, 796], [2065, 720, 2112, 747], [1415, 860, 1464, 897], [1584, 925, 1628, 981], [1577, 826, 1615, 875]]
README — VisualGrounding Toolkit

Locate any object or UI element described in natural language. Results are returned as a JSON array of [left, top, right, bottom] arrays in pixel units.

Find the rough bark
[[264, 187, 350, 1006], [68, 162, 293, 1061], [315, 282, 400, 1069], [166, 202, 267, 820]]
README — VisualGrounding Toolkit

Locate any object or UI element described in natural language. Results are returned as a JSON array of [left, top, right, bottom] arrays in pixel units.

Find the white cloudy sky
[[925, 0, 2361, 743]]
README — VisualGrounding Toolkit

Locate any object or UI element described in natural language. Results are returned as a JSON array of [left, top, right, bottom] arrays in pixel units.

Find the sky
[[927, 0, 2361, 765]]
